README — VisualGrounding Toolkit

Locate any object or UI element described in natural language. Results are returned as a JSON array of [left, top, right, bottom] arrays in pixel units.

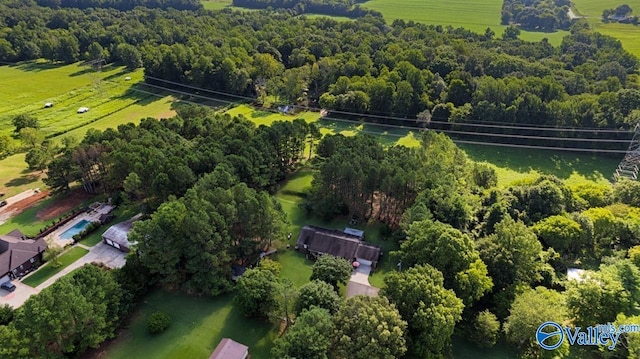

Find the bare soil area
[[35, 189, 93, 221]]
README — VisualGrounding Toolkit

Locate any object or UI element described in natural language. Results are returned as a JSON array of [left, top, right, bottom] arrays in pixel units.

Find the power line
[[145, 76, 635, 135], [135, 80, 630, 153], [320, 116, 629, 153]]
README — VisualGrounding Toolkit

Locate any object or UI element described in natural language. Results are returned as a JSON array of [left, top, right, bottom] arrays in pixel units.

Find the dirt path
[[0, 189, 48, 226]]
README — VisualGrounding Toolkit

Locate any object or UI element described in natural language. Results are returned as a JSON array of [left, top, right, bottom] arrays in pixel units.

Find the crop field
[[0, 62, 175, 139], [572, 0, 640, 58], [362, 0, 568, 44]]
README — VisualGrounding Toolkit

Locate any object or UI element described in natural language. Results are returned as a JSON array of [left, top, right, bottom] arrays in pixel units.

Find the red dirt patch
[[0, 190, 49, 224], [35, 189, 94, 221]]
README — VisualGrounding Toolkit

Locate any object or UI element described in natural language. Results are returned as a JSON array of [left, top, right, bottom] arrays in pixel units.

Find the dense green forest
[[501, 0, 572, 31], [230, 0, 381, 18], [1, 1, 639, 150]]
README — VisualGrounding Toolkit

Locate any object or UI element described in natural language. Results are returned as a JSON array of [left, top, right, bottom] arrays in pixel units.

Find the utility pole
[[614, 122, 640, 181]]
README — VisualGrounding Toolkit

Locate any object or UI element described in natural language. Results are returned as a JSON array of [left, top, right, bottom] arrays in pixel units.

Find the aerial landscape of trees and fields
[[1, 0, 640, 358]]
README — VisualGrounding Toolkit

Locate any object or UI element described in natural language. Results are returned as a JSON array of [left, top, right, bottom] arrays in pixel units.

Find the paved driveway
[[3, 242, 127, 308], [0, 280, 41, 308], [35, 242, 126, 291], [346, 264, 379, 298]]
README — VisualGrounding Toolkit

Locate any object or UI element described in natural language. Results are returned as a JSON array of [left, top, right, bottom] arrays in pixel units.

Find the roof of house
[[296, 225, 381, 262], [344, 227, 364, 238], [0, 230, 46, 275], [209, 338, 248, 359], [102, 215, 142, 248]]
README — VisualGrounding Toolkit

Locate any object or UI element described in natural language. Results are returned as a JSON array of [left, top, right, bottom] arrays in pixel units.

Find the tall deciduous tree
[[504, 287, 570, 358], [12, 114, 39, 133], [11, 265, 122, 358], [310, 255, 353, 291], [333, 295, 407, 359], [397, 219, 492, 305], [234, 267, 279, 319], [295, 280, 341, 315], [478, 216, 544, 291], [382, 264, 464, 358], [271, 307, 334, 359]]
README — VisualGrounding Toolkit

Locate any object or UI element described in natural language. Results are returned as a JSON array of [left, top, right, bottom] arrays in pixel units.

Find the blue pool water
[[60, 219, 91, 239]]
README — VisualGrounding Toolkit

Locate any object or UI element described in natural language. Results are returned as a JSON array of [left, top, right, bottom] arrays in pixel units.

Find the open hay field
[[201, 0, 232, 10], [361, 0, 569, 44], [572, 0, 640, 58], [0, 62, 174, 139]]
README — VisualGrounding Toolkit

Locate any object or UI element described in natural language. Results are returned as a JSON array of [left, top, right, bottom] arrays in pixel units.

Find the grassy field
[[572, 0, 640, 57], [105, 291, 276, 359], [458, 143, 621, 187], [0, 62, 175, 139], [0, 196, 56, 236], [0, 153, 45, 198], [201, 0, 232, 10], [22, 246, 89, 287]]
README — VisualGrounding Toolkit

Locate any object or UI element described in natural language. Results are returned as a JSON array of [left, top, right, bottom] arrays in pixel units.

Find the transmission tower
[[614, 123, 640, 181]]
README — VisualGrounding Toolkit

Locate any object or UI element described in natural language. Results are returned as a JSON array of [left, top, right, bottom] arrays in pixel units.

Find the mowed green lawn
[[361, 0, 568, 44], [572, 0, 640, 58], [105, 291, 276, 359], [22, 246, 89, 287]]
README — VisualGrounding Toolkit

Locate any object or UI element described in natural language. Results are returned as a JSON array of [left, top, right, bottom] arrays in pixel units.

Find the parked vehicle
[[1, 281, 16, 292]]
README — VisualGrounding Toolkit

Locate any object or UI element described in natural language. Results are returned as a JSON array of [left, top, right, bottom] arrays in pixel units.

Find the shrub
[[147, 311, 171, 334]]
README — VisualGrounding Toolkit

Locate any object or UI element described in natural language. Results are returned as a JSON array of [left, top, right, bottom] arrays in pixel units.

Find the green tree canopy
[[310, 255, 353, 291], [271, 307, 334, 359], [234, 267, 279, 319], [504, 287, 570, 358], [12, 114, 39, 133], [382, 264, 464, 358], [295, 280, 341, 315], [333, 295, 407, 359]]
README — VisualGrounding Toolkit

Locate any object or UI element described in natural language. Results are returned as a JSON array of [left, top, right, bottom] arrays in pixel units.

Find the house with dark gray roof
[[101, 214, 142, 253], [295, 225, 382, 269], [0, 229, 47, 283]]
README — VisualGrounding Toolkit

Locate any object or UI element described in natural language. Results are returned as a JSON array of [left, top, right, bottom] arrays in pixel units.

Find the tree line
[[35, 0, 202, 11], [501, 0, 572, 31], [231, 0, 381, 18], [1, 1, 639, 149]]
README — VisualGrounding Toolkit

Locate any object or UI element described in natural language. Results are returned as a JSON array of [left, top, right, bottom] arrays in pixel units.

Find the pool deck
[[48, 211, 104, 248]]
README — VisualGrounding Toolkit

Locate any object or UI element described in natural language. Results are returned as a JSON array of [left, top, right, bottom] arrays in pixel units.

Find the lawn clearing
[[0, 196, 56, 236], [458, 143, 621, 187], [0, 153, 45, 198], [104, 291, 276, 359], [22, 246, 89, 287], [274, 168, 397, 289], [572, 0, 640, 58], [224, 104, 320, 126], [201, 0, 232, 10], [360, 0, 568, 45]]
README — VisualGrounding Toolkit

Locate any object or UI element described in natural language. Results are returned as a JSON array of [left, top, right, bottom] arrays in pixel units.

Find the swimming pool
[[60, 219, 91, 239]]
